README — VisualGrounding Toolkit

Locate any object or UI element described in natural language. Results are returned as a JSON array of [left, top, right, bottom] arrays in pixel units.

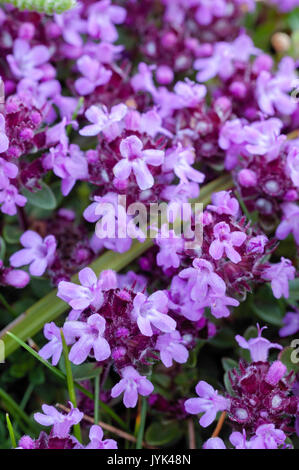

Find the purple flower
[[195, 34, 259, 82], [79, 104, 127, 139], [75, 55, 112, 95], [87, 0, 126, 42], [0, 261, 29, 289], [0, 184, 27, 216], [44, 144, 89, 196], [156, 228, 184, 270], [111, 366, 154, 408], [194, 0, 227, 26], [10, 230, 56, 276], [131, 62, 157, 96], [163, 144, 205, 184], [261, 257, 295, 299], [57, 267, 108, 313], [7, 39, 50, 80], [256, 58, 297, 116], [206, 293, 239, 319], [63, 313, 111, 365], [185, 381, 229, 427], [276, 203, 299, 245], [279, 310, 299, 337], [203, 437, 226, 449], [84, 192, 132, 253], [39, 323, 63, 366], [132, 291, 176, 337], [0, 157, 18, 188], [54, 4, 87, 47], [235, 324, 282, 362], [155, 331, 189, 368], [85, 425, 117, 449], [246, 235, 268, 254], [0, 114, 9, 153], [113, 135, 165, 191], [207, 191, 239, 217], [179, 258, 226, 302], [250, 424, 286, 449], [209, 222, 246, 264], [173, 79, 206, 108], [242, 119, 285, 162], [229, 430, 252, 449], [34, 403, 83, 438], [286, 146, 299, 188]]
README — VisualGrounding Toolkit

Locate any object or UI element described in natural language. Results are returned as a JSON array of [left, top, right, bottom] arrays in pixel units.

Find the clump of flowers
[[0, 0, 298, 452]]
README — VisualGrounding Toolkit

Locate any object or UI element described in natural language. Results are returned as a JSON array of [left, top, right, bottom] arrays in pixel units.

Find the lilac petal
[[34, 413, 54, 427], [120, 135, 143, 158], [93, 337, 111, 362], [195, 381, 215, 398], [225, 244, 241, 263], [138, 378, 154, 396], [79, 124, 101, 136], [75, 78, 95, 96], [137, 316, 153, 336], [78, 267, 97, 287], [172, 344, 189, 364], [143, 149, 164, 166], [10, 249, 34, 267], [29, 258, 48, 276], [84, 202, 100, 223], [20, 230, 42, 248], [151, 314, 176, 333], [111, 379, 127, 398], [113, 159, 132, 180], [209, 240, 224, 260], [200, 408, 217, 428], [123, 387, 138, 408], [185, 397, 202, 414], [69, 335, 93, 365], [132, 159, 154, 190]]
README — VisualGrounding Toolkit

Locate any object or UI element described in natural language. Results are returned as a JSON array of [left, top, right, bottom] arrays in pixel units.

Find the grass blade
[[6, 414, 16, 448], [60, 330, 82, 443]]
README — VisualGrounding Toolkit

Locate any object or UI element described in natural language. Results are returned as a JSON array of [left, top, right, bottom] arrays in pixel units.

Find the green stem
[[0, 293, 18, 317], [6, 414, 16, 448], [136, 398, 147, 449], [94, 373, 101, 425], [20, 383, 35, 411], [60, 330, 82, 443], [0, 387, 37, 433]]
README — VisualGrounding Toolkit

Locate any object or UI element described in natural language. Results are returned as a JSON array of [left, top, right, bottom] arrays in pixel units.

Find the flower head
[[10, 230, 56, 276], [185, 381, 229, 427], [113, 135, 165, 190], [235, 324, 282, 362], [34, 403, 83, 438], [111, 366, 154, 408]]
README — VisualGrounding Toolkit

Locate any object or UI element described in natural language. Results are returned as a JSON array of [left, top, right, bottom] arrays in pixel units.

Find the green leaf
[[59, 358, 102, 381], [22, 182, 57, 210], [251, 285, 285, 326], [279, 346, 299, 374], [0, 236, 6, 259], [145, 421, 183, 446], [288, 279, 299, 302], [209, 327, 236, 348], [3, 225, 22, 244], [221, 357, 238, 373]]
